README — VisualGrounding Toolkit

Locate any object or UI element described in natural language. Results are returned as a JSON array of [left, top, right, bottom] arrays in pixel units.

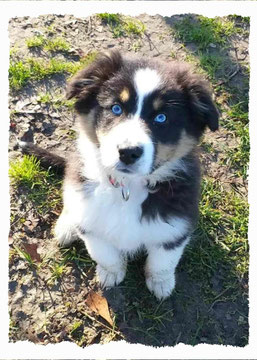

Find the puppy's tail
[[18, 141, 66, 175]]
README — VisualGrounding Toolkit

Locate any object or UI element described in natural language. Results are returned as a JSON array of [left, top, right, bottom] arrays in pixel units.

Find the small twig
[[216, 65, 240, 86], [144, 31, 160, 55], [14, 110, 47, 115], [80, 309, 124, 338], [37, 272, 56, 307]]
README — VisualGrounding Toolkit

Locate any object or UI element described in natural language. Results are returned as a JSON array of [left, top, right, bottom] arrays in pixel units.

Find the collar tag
[[108, 175, 130, 201], [121, 186, 130, 201]]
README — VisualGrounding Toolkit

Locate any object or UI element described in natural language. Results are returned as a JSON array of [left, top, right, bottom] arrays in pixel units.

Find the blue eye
[[154, 113, 167, 123], [111, 104, 123, 116]]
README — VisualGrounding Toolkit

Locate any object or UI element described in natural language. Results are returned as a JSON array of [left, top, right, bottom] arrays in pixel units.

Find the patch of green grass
[[97, 13, 124, 37], [26, 34, 70, 52], [70, 320, 84, 340], [177, 47, 234, 86], [71, 320, 83, 332], [9, 155, 45, 188], [60, 245, 95, 268], [198, 53, 224, 80], [44, 37, 70, 52], [179, 49, 225, 82], [27, 180, 62, 215], [223, 131, 249, 180], [111, 24, 125, 38], [182, 177, 248, 299], [56, 245, 95, 284], [54, 97, 75, 110], [98, 13, 121, 26], [37, 92, 52, 104], [9, 58, 77, 90], [9, 60, 32, 90], [9, 46, 19, 58], [48, 262, 67, 285], [98, 13, 145, 38], [123, 18, 146, 36], [131, 40, 142, 52], [221, 102, 249, 179], [222, 102, 248, 129], [9, 155, 62, 215], [26, 35, 45, 49], [9, 51, 97, 90], [29, 57, 77, 76], [37, 92, 75, 109], [200, 140, 215, 153], [173, 15, 236, 49]]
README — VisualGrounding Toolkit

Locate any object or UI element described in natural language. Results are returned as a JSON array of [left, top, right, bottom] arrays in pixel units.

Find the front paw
[[145, 271, 175, 300], [96, 264, 126, 288]]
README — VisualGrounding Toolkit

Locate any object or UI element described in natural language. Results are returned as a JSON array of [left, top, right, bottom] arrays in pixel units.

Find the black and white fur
[[22, 51, 219, 299]]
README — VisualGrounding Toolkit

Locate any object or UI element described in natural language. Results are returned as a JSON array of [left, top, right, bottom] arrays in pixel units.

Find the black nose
[[118, 146, 143, 165]]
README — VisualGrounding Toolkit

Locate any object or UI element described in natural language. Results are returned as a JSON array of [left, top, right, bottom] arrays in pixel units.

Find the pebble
[[33, 105, 41, 111], [9, 281, 18, 293], [32, 30, 44, 36]]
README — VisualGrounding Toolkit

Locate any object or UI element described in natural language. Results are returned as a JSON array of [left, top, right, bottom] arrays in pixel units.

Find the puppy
[[24, 50, 219, 299]]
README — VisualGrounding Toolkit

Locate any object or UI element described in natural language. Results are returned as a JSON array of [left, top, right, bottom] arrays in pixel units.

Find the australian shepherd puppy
[[21, 50, 219, 299]]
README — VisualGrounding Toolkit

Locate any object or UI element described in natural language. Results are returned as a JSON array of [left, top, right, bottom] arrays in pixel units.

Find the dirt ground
[[8, 13, 249, 347]]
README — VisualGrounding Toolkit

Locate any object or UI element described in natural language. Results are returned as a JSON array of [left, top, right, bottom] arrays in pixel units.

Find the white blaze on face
[[133, 67, 161, 118], [99, 68, 161, 176]]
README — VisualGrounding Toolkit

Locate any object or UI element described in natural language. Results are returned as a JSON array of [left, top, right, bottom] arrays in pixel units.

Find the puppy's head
[[67, 50, 219, 178]]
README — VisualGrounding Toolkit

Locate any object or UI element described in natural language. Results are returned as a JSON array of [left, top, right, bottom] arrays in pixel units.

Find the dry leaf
[[85, 290, 113, 326], [23, 243, 41, 263]]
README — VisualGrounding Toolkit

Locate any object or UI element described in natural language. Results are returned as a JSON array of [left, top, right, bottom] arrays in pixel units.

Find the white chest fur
[[63, 177, 189, 253]]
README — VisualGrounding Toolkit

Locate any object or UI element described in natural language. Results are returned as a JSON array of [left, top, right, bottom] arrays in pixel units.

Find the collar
[[108, 175, 160, 201]]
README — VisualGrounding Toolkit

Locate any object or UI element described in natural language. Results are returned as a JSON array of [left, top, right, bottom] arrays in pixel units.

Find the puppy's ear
[[66, 50, 123, 102], [187, 77, 219, 132]]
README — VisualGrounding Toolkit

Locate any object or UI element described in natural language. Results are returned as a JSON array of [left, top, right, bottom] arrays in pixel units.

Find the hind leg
[[54, 208, 77, 247], [145, 236, 190, 300], [77, 230, 127, 288]]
